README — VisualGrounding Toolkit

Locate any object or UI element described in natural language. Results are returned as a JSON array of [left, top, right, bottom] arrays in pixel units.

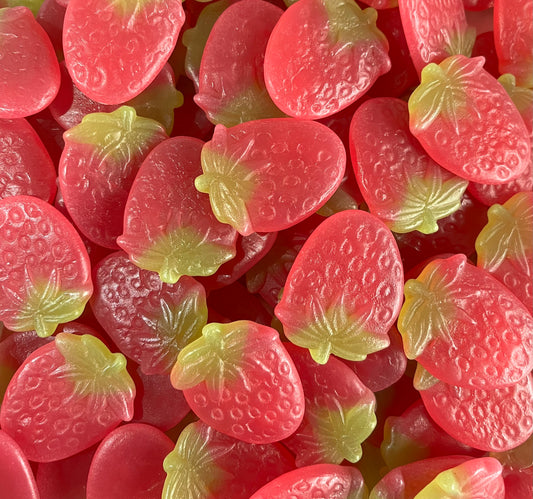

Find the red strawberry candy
[[350, 97, 468, 234], [117, 136, 238, 284], [408, 55, 531, 184], [494, 0, 533, 88], [414, 457, 505, 498], [264, 0, 390, 119], [283, 343, 377, 466], [195, 118, 346, 236], [275, 209, 404, 364], [0, 118, 56, 203], [0, 429, 40, 499], [476, 191, 533, 313], [0, 195, 93, 337], [415, 364, 533, 452], [170, 320, 305, 444], [381, 400, 484, 469], [194, 0, 284, 127], [59, 106, 168, 249], [399, 253, 533, 388], [369, 455, 472, 499], [87, 423, 175, 499], [91, 251, 208, 375], [463, 0, 494, 9], [0, 6, 60, 118], [50, 62, 182, 134], [398, 0, 475, 75], [0, 333, 135, 462], [36, 0, 66, 57], [63, 0, 185, 104], [162, 421, 295, 499], [249, 464, 367, 499]]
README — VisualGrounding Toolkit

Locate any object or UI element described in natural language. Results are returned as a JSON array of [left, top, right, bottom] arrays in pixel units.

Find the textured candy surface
[[275, 209, 404, 364], [264, 0, 391, 119], [63, 0, 185, 104], [350, 97, 468, 234], [118, 136, 237, 283], [0, 6, 60, 118], [0, 333, 135, 461], [409, 55, 531, 184], [196, 118, 346, 236], [0, 196, 93, 337], [171, 321, 305, 444], [250, 463, 367, 499], [415, 365, 533, 452], [0, 118, 56, 203], [399, 253, 533, 388], [162, 421, 295, 499], [91, 251, 208, 375], [59, 106, 167, 248], [194, 0, 284, 127]]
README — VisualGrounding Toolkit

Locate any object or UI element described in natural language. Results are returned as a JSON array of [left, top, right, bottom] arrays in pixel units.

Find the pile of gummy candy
[[0, 0, 532, 497]]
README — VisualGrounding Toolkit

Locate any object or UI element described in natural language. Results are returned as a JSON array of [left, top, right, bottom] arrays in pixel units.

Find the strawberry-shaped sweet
[[117, 137, 238, 284], [414, 364, 533, 452], [91, 251, 208, 375], [63, 0, 185, 104], [59, 106, 168, 249], [398, 0, 475, 75], [369, 455, 473, 499], [468, 74, 533, 206], [283, 343, 377, 466], [399, 253, 533, 388], [0, 333, 135, 462], [87, 423, 175, 499], [0, 196, 93, 337], [182, 0, 237, 90], [194, 0, 284, 127], [344, 325, 407, 393], [350, 97, 468, 234], [249, 464, 367, 499], [476, 191, 533, 313], [0, 6, 60, 118], [170, 320, 305, 444], [0, 118, 56, 203], [494, 0, 532, 87], [275, 210, 404, 364], [408, 55, 531, 184], [414, 457, 505, 498], [0, 430, 40, 499], [162, 421, 295, 499], [195, 118, 346, 236], [463, 0, 494, 9], [36, 0, 66, 57], [50, 62, 182, 134], [381, 400, 484, 469], [264, 0, 391, 119]]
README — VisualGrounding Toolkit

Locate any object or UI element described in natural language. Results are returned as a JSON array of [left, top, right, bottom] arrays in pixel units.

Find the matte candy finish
[[118, 136, 238, 283], [409, 55, 531, 184], [87, 423, 175, 499], [0, 430, 40, 499], [264, 0, 391, 119], [63, 0, 185, 104], [0, 118, 56, 203], [196, 118, 346, 236], [162, 421, 295, 499], [194, 0, 284, 127], [275, 210, 404, 364], [0, 196, 93, 337], [399, 254, 533, 388], [0, 333, 135, 462], [250, 464, 367, 499], [171, 320, 305, 444], [415, 365, 533, 452], [91, 251, 208, 375], [0, 6, 60, 118]]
